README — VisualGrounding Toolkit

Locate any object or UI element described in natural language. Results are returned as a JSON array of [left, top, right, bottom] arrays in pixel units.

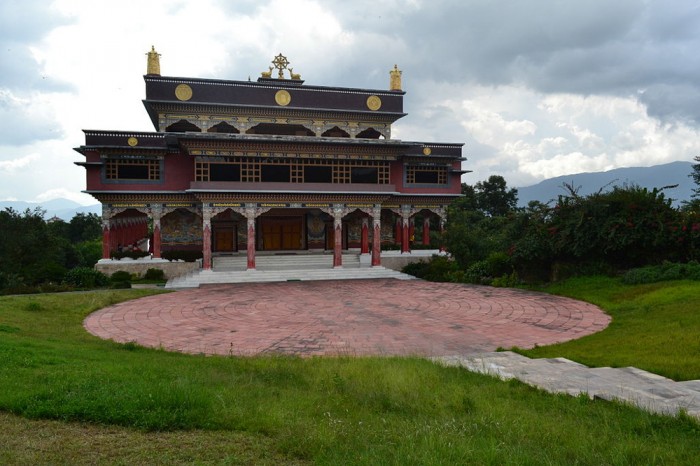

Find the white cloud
[[34, 187, 94, 205], [0, 153, 39, 171], [2, 0, 700, 203]]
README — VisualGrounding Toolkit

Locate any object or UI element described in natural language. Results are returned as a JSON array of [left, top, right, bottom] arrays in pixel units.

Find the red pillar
[[247, 217, 256, 269], [361, 217, 369, 254], [102, 223, 111, 259], [371, 218, 381, 266], [333, 218, 343, 267], [152, 221, 161, 259], [401, 217, 410, 253], [422, 217, 430, 246], [203, 224, 212, 269], [439, 220, 446, 252]]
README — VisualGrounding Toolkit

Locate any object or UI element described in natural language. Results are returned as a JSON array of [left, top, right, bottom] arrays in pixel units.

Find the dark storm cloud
[[322, 0, 700, 125], [0, 0, 73, 92]]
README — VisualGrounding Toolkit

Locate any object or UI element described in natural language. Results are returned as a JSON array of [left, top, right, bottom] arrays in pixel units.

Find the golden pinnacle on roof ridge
[[146, 45, 161, 76]]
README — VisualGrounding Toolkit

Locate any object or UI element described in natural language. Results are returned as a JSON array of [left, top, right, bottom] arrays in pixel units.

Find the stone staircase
[[165, 253, 415, 288], [435, 351, 700, 419], [212, 253, 360, 271]]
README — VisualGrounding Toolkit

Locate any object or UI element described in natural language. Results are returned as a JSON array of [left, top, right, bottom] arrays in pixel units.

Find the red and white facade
[[75, 53, 466, 269]]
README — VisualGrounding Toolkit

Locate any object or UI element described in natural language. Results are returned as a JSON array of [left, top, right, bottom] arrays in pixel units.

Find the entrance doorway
[[213, 222, 238, 253], [260, 217, 304, 250]]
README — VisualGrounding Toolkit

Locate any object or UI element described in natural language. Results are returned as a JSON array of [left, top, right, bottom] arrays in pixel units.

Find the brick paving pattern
[[84, 279, 610, 357]]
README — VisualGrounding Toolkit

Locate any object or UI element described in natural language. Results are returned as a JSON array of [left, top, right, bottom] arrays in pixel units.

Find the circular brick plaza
[[84, 279, 610, 357]]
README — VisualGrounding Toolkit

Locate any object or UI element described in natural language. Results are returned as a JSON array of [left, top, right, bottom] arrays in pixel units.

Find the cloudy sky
[[2, 0, 700, 205]]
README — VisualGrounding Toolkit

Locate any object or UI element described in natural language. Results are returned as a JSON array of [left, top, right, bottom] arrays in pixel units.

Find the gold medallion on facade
[[275, 90, 292, 106], [127, 137, 138, 147], [175, 84, 193, 101], [366, 95, 382, 111], [422, 147, 432, 155]]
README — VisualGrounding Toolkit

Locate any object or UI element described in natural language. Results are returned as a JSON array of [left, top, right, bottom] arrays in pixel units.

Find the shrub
[[110, 270, 132, 282], [110, 280, 132, 289], [144, 268, 165, 280], [401, 255, 457, 282], [161, 250, 203, 262], [465, 260, 491, 284], [492, 271, 520, 288], [111, 250, 150, 260], [63, 267, 109, 288], [622, 261, 700, 284]]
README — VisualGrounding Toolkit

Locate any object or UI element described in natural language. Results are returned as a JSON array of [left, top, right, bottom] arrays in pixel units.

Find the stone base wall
[[95, 258, 200, 279], [379, 250, 441, 272]]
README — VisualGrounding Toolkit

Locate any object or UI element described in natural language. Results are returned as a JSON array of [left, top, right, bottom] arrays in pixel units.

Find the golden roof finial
[[390, 64, 402, 91], [146, 45, 161, 76]]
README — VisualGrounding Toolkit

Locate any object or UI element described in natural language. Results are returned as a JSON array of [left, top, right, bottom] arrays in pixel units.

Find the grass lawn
[[0, 286, 699, 464], [521, 276, 700, 381]]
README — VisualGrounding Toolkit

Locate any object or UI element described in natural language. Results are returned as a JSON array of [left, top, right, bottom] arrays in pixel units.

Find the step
[[212, 253, 360, 271], [433, 352, 700, 420], [165, 266, 415, 288]]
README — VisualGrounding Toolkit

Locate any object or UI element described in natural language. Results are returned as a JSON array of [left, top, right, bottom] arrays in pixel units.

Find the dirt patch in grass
[[0, 412, 305, 465]]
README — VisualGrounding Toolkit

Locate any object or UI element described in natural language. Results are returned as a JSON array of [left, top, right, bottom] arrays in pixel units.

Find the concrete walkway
[[435, 352, 700, 419]]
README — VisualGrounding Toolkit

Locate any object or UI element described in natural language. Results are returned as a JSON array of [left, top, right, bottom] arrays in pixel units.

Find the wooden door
[[281, 221, 302, 249], [262, 222, 281, 250], [261, 217, 303, 250], [215, 230, 234, 252]]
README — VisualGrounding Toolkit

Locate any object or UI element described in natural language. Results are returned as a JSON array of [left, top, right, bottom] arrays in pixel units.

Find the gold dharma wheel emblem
[[366, 95, 382, 111], [422, 147, 432, 155], [275, 89, 291, 106], [127, 137, 138, 147], [175, 84, 193, 101]]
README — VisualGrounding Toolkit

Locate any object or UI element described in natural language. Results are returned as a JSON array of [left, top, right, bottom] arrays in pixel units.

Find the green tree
[[445, 176, 519, 268], [68, 213, 102, 243], [0, 208, 69, 285], [475, 175, 518, 217]]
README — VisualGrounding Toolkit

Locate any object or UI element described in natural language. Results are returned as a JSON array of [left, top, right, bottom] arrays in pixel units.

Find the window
[[261, 164, 290, 182], [105, 158, 160, 181], [195, 157, 389, 184], [406, 164, 448, 185], [304, 165, 333, 183], [210, 163, 240, 181], [351, 167, 378, 183]]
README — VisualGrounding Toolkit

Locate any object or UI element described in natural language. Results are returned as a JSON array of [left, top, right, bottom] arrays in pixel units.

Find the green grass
[[521, 276, 700, 381], [1, 288, 700, 464]]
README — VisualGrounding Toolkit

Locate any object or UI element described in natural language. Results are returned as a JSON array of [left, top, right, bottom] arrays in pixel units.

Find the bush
[[144, 268, 165, 280], [63, 267, 109, 289], [161, 250, 203, 262], [465, 260, 491, 284], [111, 250, 150, 260], [401, 255, 457, 282], [622, 261, 700, 284], [110, 270, 133, 282], [110, 281, 131, 289]]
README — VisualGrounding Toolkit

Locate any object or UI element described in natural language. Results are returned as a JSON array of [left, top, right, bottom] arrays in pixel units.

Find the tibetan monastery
[[75, 48, 466, 270]]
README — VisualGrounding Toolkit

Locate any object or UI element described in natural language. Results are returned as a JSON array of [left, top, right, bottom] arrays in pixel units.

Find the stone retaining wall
[[95, 258, 200, 279]]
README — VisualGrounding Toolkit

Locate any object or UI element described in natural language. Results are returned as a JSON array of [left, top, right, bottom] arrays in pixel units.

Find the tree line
[[0, 209, 102, 292], [410, 157, 700, 284]]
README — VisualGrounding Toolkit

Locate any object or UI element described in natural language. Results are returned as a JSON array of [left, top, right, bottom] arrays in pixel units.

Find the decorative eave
[[74, 130, 176, 155], [451, 169, 472, 175], [143, 74, 405, 130], [142, 99, 407, 131]]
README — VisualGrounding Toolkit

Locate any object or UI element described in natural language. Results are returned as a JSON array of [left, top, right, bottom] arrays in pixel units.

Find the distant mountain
[[0, 199, 101, 221], [516, 161, 695, 207]]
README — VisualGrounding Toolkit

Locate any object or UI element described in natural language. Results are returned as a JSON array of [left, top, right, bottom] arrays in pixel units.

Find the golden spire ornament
[[390, 64, 402, 91], [146, 46, 161, 76]]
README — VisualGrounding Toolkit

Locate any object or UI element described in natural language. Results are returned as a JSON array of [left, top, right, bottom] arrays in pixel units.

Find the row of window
[[195, 158, 390, 184], [103, 157, 448, 185]]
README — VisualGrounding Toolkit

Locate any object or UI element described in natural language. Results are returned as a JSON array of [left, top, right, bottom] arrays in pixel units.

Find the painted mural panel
[[162, 209, 202, 246]]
